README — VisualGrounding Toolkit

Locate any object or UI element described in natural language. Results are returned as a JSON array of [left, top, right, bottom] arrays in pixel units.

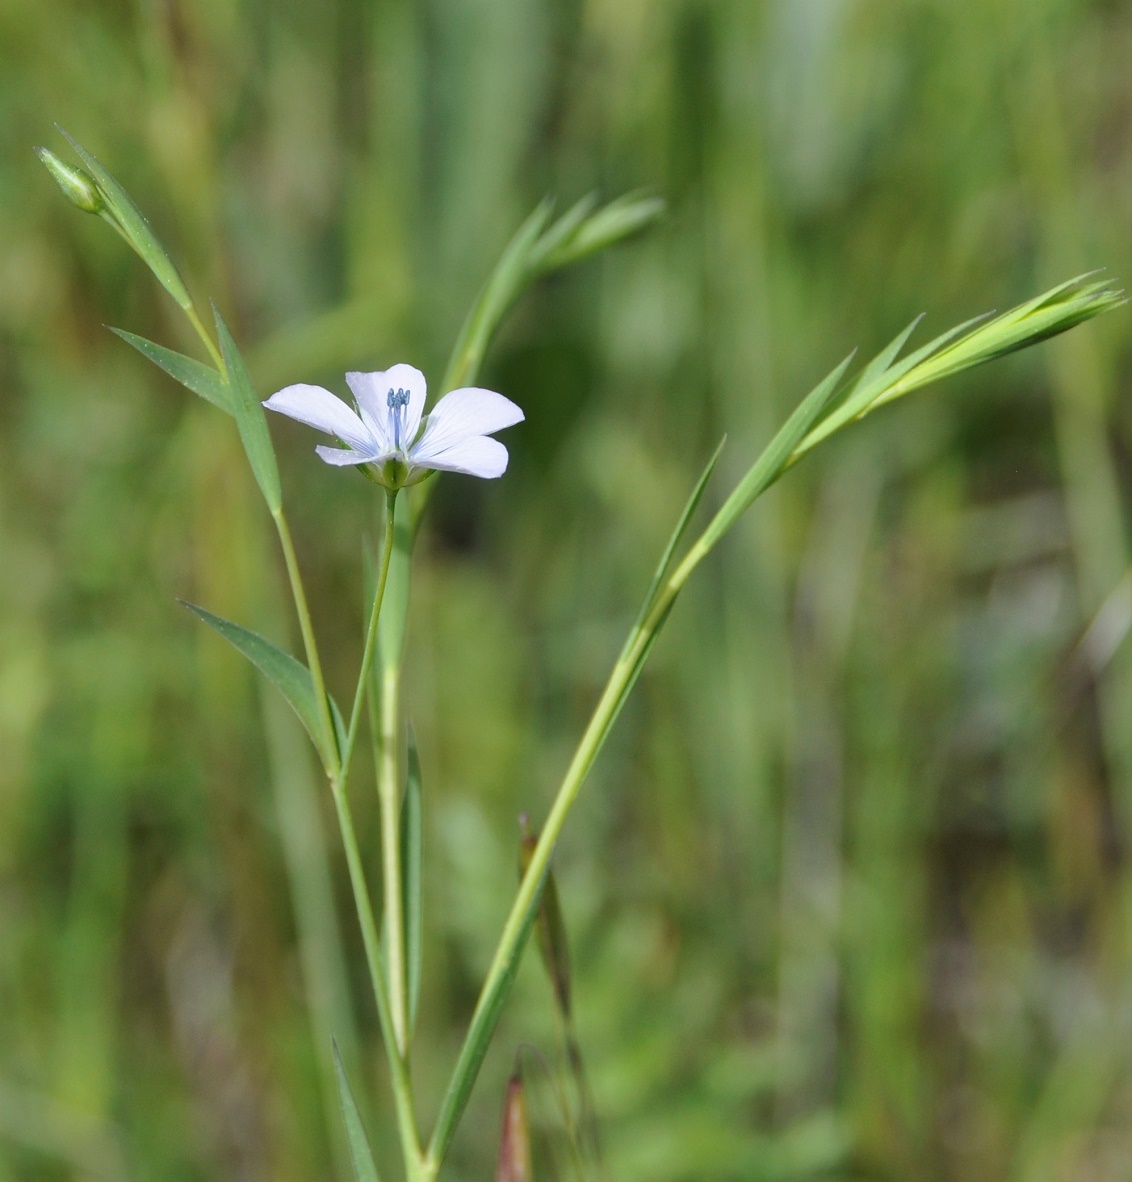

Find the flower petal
[[412, 387, 524, 462], [316, 444, 387, 467], [413, 434, 509, 479], [264, 384, 377, 454], [344, 371, 392, 448]]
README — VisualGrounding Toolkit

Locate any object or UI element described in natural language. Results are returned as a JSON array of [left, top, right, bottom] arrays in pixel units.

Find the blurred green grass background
[[1, 0, 1130, 1178]]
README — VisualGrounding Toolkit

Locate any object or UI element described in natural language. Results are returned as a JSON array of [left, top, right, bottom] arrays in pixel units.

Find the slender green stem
[[425, 569, 683, 1168], [186, 302, 226, 373], [379, 659, 409, 1054], [339, 493, 397, 791], [332, 785, 424, 1178], [274, 509, 340, 779]]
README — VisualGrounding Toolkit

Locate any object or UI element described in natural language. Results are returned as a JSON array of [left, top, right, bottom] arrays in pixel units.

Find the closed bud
[[35, 147, 103, 214], [496, 1071, 532, 1182]]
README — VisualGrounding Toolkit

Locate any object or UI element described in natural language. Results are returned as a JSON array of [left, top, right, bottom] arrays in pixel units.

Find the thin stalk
[[379, 659, 409, 1053], [332, 785, 425, 1179], [185, 302, 226, 373], [338, 493, 398, 790], [426, 550, 701, 1168], [275, 509, 341, 779]]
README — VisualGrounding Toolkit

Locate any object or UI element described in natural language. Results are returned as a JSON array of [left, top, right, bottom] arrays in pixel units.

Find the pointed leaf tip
[[333, 1040, 382, 1182]]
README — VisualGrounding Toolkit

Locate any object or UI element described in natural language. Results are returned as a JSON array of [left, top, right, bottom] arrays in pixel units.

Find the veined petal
[[345, 371, 392, 447], [412, 387, 524, 462], [414, 434, 509, 479], [315, 444, 386, 467], [264, 384, 376, 453]]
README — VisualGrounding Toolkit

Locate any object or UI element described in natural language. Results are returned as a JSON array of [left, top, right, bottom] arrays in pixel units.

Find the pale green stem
[[425, 539, 708, 1170], [185, 302, 226, 373], [338, 493, 397, 791], [275, 509, 341, 779], [379, 659, 409, 1054], [332, 784, 425, 1179]]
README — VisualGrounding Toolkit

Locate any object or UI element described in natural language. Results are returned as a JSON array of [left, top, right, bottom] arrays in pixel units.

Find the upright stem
[[425, 551, 699, 1169], [275, 509, 340, 778], [379, 658, 409, 1053], [338, 493, 397, 791], [332, 785, 424, 1178]]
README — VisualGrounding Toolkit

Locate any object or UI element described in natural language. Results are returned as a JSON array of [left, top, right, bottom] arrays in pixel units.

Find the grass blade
[[213, 306, 283, 513], [181, 601, 337, 773], [109, 328, 231, 415], [332, 1041, 382, 1182], [496, 1072, 533, 1182]]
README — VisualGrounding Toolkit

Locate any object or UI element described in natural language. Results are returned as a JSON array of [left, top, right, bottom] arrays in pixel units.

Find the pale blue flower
[[263, 364, 524, 487]]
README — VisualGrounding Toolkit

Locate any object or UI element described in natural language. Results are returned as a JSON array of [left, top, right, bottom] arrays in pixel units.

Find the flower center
[[387, 387, 411, 449]]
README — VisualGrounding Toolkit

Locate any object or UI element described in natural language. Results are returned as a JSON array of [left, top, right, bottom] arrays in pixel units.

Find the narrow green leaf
[[440, 200, 554, 395], [623, 435, 726, 659], [214, 306, 283, 513], [55, 127, 193, 310], [110, 328, 231, 415], [181, 601, 337, 773], [402, 727, 423, 1035], [696, 351, 855, 556], [534, 191, 665, 273], [332, 1040, 382, 1182], [527, 192, 599, 272]]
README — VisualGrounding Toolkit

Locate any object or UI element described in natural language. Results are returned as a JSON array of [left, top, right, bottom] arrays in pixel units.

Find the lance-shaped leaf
[[214, 306, 283, 513], [55, 127, 193, 310], [519, 816, 572, 1019], [402, 726, 424, 1035], [110, 328, 232, 415], [496, 1072, 533, 1182], [532, 190, 665, 274], [181, 602, 338, 773], [333, 1041, 382, 1182], [791, 274, 1126, 462]]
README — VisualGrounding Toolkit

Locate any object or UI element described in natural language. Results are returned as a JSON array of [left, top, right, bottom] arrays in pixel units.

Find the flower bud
[[35, 147, 104, 214]]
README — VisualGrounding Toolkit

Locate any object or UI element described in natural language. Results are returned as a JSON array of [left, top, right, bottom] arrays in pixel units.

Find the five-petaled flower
[[263, 364, 524, 490]]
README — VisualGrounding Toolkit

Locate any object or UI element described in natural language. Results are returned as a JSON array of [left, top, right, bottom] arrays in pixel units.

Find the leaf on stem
[[54, 127, 193, 310], [694, 351, 855, 558], [792, 274, 1126, 462], [403, 726, 424, 1036], [213, 306, 283, 513], [110, 328, 232, 415], [496, 1072, 533, 1182], [181, 601, 339, 774], [333, 1040, 382, 1182], [532, 190, 665, 274]]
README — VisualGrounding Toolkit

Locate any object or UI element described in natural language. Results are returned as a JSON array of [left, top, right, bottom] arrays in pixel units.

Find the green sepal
[[332, 1040, 382, 1182], [110, 328, 232, 415], [181, 601, 339, 774]]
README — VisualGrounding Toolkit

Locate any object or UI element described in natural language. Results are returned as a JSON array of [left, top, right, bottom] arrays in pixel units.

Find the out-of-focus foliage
[[1, 0, 1129, 1179]]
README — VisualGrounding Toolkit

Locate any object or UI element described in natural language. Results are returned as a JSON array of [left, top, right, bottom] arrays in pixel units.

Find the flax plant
[[39, 130, 1124, 1181]]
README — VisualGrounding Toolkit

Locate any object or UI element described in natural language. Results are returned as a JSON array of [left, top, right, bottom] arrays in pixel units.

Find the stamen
[[387, 387, 411, 448]]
